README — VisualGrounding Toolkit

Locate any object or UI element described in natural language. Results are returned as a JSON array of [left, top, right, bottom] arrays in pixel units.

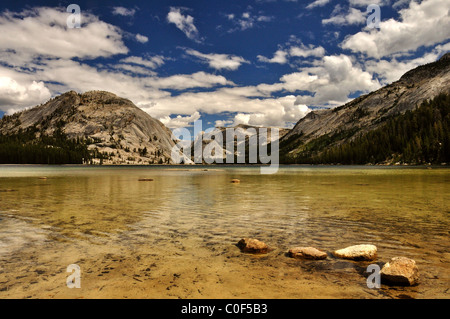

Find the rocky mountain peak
[[0, 90, 176, 165], [440, 52, 450, 61], [400, 52, 450, 83], [281, 54, 450, 157], [79, 90, 130, 105]]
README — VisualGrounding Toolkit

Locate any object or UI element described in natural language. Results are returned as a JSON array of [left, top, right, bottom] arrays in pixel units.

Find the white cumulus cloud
[[167, 7, 202, 43], [159, 111, 202, 129], [322, 5, 366, 25], [306, 0, 332, 9], [0, 6, 128, 63], [135, 34, 149, 43], [112, 7, 136, 17], [258, 42, 326, 65], [184, 49, 249, 71], [341, 0, 450, 58], [257, 50, 289, 64], [0, 77, 51, 113]]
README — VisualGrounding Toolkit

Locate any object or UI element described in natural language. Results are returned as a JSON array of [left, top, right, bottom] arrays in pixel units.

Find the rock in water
[[237, 238, 268, 254], [288, 247, 327, 260], [333, 244, 377, 261], [380, 257, 419, 286], [231, 179, 241, 183]]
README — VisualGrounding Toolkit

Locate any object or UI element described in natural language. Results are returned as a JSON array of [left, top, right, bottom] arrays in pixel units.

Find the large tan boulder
[[237, 238, 268, 254], [333, 244, 377, 261], [288, 247, 327, 260], [380, 257, 419, 286]]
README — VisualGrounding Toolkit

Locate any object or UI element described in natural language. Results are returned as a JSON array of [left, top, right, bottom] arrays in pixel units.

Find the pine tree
[[283, 93, 450, 165]]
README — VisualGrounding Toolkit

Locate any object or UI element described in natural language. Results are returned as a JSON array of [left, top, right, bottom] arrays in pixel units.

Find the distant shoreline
[[0, 163, 448, 169]]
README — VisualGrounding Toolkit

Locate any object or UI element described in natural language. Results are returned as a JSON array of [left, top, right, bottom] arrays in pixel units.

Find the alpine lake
[[0, 165, 448, 299]]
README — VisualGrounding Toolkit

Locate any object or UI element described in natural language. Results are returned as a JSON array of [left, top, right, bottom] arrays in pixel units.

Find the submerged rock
[[288, 247, 327, 260], [333, 244, 377, 261], [380, 257, 419, 286], [231, 179, 241, 183], [138, 178, 154, 181], [237, 238, 268, 254]]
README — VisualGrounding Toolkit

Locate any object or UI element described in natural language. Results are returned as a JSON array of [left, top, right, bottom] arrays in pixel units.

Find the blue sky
[[0, 0, 449, 129]]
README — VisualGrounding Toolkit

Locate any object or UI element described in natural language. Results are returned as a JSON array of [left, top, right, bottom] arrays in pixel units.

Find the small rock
[[138, 178, 154, 181], [0, 189, 17, 192], [237, 238, 268, 254], [288, 247, 327, 260], [380, 257, 419, 286], [38, 177, 48, 180], [333, 244, 377, 261], [231, 179, 240, 183]]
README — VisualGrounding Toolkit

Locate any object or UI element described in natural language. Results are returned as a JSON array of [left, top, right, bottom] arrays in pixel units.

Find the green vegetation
[[281, 93, 450, 165], [138, 147, 148, 156], [0, 125, 92, 164], [279, 131, 305, 154]]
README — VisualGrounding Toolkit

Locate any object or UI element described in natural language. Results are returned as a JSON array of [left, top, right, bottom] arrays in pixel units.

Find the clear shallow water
[[0, 165, 449, 299]]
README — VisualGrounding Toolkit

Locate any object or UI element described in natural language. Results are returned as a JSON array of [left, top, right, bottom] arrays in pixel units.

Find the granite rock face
[[281, 54, 450, 159], [0, 90, 177, 165], [192, 124, 290, 163]]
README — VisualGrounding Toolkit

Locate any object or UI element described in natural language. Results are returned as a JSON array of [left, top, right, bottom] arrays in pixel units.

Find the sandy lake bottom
[[0, 165, 449, 299]]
